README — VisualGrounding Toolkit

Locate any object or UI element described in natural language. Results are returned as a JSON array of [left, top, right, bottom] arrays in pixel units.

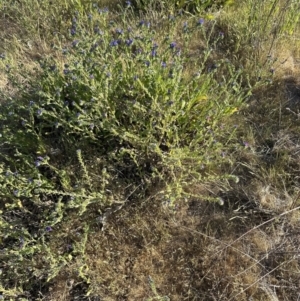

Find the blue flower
[[161, 62, 167, 68], [125, 1, 131, 6]]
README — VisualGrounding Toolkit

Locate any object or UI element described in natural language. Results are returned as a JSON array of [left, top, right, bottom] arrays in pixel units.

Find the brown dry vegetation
[[1, 1, 300, 301]]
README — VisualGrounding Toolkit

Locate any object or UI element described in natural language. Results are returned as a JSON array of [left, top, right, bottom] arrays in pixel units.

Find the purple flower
[[66, 244, 73, 252], [139, 20, 145, 26], [198, 18, 204, 25], [110, 40, 119, 47], [125, 1, 131, 6], [116, 28, 123, 34], [170, 42, 176, 49], [219, 32, 224, 38], [125, 38, 133, 46], [63, 69, 70, 75], [70, 27, 76, 36], [145, 60, 150, 67], [45, 226, 53, 232], [151, 49, 157, 57], [161, 61, 167, 68], [37, 109, 43, 116], [72, 40, 79, 47], [35, 160, 41, 167]]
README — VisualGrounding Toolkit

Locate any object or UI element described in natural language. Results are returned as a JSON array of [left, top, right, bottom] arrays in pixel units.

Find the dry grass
[[1, 1, 300, 301]]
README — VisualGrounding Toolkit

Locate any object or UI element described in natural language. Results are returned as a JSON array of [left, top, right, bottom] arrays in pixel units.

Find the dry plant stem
[[227, 204, 300, 250], [228, 258, 295, 301], [170, 220, 266, 269], [169, 219, 266, 290]]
